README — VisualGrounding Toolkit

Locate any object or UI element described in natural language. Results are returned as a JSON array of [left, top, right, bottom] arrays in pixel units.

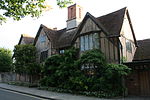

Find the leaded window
[[126, 40, 132, 53], [80, 33, 99, 51], [40, 34, 46, 43]]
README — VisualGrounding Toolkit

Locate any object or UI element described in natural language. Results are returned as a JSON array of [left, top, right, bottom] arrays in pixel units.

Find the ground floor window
[[40, 50, 48, 62], [59, 49, 65, 54]]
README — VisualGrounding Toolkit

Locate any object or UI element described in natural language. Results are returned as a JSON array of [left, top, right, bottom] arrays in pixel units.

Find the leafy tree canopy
[[0, 48, 12, 72], [0, 0, 73, 24], [13, 44, 38, 74]]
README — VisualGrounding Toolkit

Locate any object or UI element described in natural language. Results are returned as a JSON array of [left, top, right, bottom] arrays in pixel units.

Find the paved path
[[0, 83, 149, 100], [0, 88, 48, 100]]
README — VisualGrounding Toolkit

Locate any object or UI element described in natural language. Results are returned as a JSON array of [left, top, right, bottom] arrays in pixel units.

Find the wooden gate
[[126, 69, 150, 96], [139, 70, 150, 96]]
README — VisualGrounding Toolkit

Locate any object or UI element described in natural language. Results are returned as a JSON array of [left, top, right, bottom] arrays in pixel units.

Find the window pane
[[93, 33, 99, 49], [40, 35, 46, 43], [40, 50, 48, 62], [60, 50, 64, 54], [89, 34, 93, 50], [126, 40, 132, 53], [80, 36, 85, 51], [85, 35, 89, 50]]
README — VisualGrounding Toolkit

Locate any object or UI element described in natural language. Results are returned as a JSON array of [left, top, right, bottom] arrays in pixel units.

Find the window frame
[[126, 39, 132, 53], [79, 32, 100, 52], [40, 34, 46, 43], [40, 50, 48, 62]]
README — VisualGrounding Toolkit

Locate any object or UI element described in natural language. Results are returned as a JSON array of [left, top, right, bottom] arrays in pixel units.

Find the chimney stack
[[66, 4, 83, 30]]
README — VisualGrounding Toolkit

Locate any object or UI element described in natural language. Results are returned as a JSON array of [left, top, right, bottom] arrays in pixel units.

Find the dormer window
[[40, 34, 46, 43], [80, 33, 99, 51]]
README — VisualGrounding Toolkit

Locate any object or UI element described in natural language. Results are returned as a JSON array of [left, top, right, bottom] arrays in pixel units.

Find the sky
[[0, 0, 150, 51]]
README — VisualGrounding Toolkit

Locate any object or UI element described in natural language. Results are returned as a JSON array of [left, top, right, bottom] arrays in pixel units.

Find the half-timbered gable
[[120, 10, 137, 62], [34, 25, 52, 62], [73, 13, 120, 63]]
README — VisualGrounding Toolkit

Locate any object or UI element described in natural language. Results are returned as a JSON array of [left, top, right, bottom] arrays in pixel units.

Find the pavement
[[0, 83, 149, 100], [0, 88, 44, 100]]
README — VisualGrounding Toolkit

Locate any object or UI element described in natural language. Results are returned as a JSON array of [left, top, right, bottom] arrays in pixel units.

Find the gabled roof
[[54, 28, 76, 49], [34, 24, 58, 46], [133, 39, 150, 61], [97, 7, 137, 46], [33, 24, 76, 49], [72, 12, 111, 42], [97, 7, 126, 36], [18, 34, 34, 45], [34, 7, 137, 49]]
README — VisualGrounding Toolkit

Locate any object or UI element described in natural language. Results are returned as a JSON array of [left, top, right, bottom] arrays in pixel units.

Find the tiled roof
[[133, 39, 150, 61], [35, 7, 132, 49], [96, 7, 126, 36], [18, 34, 34, 45]]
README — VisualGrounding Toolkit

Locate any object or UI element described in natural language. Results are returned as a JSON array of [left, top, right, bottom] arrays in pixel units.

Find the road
[[0, 88, 49, 100]]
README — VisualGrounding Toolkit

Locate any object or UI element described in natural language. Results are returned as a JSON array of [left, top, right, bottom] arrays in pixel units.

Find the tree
[[0, 0, 73, 24], [13, 44, 41, 83], [0, 48, 12, 72]]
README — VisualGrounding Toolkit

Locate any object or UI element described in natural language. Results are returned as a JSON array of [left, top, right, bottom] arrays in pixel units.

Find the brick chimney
[[66, 4, 83, 30]]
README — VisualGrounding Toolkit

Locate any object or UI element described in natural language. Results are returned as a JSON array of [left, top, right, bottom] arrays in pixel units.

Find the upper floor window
[[126, 40, 132, 53], [80, 33, 99, 51], [40, 34, 46, 43]]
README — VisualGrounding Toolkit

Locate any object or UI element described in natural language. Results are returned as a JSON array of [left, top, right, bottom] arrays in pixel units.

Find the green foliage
[[79, 49, 106, 65], [13, 44, 42, 83], [13, 44, 37, 74], [0, 0, 73, 24], [101, 64, 131, 94], [78, 49, 107, 76], [40, 48, 131, 97], [0, 48, 12, 72], [121, 56, 127, 62], [57, 0, 73, 8], [41, 47, 82, 88]]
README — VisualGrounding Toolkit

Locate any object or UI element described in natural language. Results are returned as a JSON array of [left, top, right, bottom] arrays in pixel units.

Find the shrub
[[40, 48, 131, 97]]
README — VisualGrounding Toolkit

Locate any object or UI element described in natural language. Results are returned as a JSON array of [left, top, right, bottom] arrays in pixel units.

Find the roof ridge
[[97, 7, 127, 19]]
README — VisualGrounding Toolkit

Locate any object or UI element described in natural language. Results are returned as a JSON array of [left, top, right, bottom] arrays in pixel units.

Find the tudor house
[[16, 4, 150, 96], [34, 4, 137, 64]]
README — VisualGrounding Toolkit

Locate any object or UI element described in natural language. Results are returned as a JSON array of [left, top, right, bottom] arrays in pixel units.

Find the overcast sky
[[0, 0, 149, 50]]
